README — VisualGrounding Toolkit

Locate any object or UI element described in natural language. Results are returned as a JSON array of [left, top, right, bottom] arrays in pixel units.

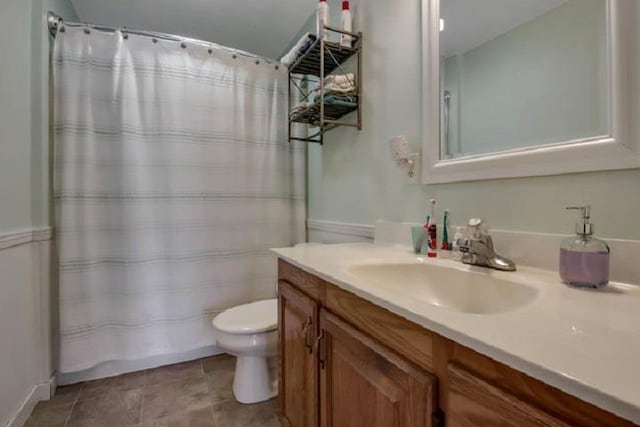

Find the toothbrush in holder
[[441, 209, 451, 251], [426, 199, 438, 258]]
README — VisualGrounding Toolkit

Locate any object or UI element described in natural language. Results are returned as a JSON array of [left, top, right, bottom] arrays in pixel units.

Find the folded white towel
[[323, 73, 355, 86], [326, 83, 356, 92], [313, 81, 356, 95]]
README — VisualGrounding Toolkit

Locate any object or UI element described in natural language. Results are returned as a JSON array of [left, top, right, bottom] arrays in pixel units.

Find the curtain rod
[[46, 11, 279, 66]]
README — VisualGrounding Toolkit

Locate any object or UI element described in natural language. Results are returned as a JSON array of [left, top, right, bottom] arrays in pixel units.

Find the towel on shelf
[[311, 86, 357, 103], [323, 94, 358, 105], [289, 73, 358, 122], [323, 73, 355, 87], [324, 82, 356, 93], [317, 92, 358, 108], [310, 73, 357, 98], [289, 101, 313, 120], [324, 83, 356, 93], [289, 94, 357, 123], [280, 33, 317, 67], [310, 87, 358, 104]]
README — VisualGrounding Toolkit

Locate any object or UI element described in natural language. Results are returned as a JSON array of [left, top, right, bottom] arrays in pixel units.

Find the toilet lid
[[213, 299, 278, 335]]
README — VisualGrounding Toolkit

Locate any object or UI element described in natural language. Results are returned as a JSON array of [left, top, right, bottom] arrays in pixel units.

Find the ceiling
[[440, 0, 567, 57], [70, 0, 318, 58]]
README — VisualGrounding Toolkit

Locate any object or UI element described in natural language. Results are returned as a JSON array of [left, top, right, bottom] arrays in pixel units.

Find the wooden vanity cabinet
[[277, 259, 634, 427], [278, 281, 319, 427], [278, 261, 439, 427], [447, 364, 570, 426], [319, 310, 437, 427]]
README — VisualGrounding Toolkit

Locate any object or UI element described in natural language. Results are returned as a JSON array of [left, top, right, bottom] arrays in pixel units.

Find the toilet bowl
[[212, 299, 278, 404]]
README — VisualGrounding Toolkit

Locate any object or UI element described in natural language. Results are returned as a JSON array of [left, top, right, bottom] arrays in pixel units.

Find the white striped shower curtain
[[53, 26, 305, 374]]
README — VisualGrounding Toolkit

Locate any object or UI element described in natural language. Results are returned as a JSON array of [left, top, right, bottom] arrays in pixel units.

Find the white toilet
[[212, 299, 278, 404]]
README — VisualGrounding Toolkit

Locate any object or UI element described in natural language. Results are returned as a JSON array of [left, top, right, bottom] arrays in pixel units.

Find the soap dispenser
[[559, 206, 610, 288]]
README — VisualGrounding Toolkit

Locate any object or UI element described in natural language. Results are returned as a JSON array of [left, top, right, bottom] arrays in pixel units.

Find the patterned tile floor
[[25, 355, 279, 427]]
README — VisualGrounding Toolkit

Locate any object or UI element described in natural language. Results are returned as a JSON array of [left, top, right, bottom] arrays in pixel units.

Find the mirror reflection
[[439, 0, 608, 159]]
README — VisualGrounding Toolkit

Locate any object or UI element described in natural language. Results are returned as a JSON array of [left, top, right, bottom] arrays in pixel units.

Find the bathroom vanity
[[273, 244, 640, 426]]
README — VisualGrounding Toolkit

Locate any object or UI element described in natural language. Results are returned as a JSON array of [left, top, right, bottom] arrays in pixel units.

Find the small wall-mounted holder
[[389, 136, 420, 181]]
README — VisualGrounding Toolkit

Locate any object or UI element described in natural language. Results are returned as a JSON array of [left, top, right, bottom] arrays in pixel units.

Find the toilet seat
[[213, 299, 277, 335]]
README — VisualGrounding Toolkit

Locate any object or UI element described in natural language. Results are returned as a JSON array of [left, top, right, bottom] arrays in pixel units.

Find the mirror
[[439, 0, 607, 159], [422, 0, 640, 183]]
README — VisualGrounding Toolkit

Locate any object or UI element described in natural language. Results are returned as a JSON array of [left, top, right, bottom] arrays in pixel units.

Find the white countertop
[[272, 243, 640, 423]]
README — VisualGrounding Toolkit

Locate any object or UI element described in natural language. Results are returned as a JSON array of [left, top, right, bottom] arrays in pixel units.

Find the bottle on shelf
[[317, 0, 330, 41], [340, 1, 353, 47]]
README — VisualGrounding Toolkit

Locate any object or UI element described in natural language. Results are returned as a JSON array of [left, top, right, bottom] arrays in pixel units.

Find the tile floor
[[25, 355, 279, 427]]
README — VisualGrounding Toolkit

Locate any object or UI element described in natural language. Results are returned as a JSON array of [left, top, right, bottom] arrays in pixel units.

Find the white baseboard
[[58, 345, 223, 385], [47, 374, 57, 401], [6, 380, 53, 427]]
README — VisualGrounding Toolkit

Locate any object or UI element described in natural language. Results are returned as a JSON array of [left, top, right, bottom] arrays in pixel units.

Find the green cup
[[411, 225, 428, 255]]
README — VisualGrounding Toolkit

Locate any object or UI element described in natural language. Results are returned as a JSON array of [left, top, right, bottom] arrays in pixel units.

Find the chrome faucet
[[456, 218, 516, 271]]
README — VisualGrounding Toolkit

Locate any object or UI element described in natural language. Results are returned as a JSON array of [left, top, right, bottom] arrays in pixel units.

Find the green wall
[[33, 0, 79, 228], [307, 0, 640, 240], [443, 0, 607, 156], [48, 0, 79, 21], [0, 0, 78, 232], [0, 0, 35, 232]]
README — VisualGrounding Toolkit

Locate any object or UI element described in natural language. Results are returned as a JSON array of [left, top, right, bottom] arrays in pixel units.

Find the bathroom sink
[[346, 262, 538, 315]]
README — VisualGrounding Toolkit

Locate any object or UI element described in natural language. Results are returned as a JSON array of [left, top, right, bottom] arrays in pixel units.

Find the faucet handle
[[466, 218, 488, 239], [467, 218, 483, 227], [456, 238, 471, 253]]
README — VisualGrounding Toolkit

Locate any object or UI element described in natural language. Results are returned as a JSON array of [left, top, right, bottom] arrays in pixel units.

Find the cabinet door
[[278, 280, 319, 427], [447, 364, 570, 427], [319, 310, 438, 427]]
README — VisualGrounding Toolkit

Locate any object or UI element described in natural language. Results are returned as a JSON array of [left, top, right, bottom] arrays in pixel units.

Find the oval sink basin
[[346, 262, 538, 315]]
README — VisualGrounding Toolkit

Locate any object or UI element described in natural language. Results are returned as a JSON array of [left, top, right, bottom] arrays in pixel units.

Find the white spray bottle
[[340, 1, 353, 47], [317, 0, 329, 40]]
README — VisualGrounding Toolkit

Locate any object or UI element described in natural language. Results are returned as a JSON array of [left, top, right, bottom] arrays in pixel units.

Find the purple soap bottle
[[559, 206, 610, 288]]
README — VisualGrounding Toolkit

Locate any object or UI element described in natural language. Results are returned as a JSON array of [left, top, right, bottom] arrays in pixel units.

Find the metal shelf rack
[[288, 26, 362, 145]]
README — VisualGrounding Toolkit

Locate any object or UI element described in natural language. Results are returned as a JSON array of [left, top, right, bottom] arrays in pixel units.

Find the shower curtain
[[53, 27, 305, 374]]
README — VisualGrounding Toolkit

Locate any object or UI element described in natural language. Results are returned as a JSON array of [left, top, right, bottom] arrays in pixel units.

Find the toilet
[[212, 299, 278, 404]]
